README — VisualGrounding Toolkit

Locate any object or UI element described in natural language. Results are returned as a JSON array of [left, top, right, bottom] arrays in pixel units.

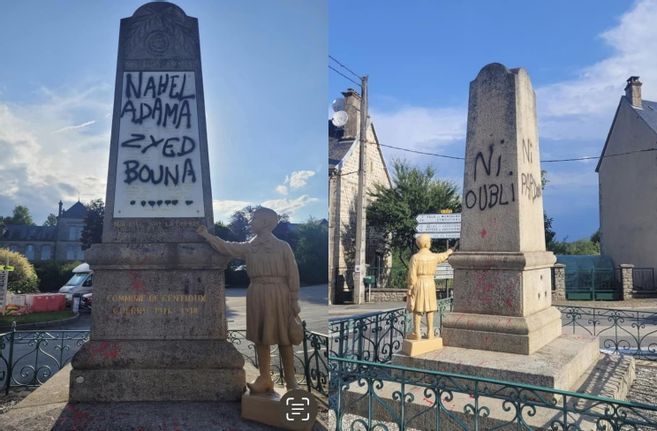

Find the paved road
[[227, 284, 328, 334]]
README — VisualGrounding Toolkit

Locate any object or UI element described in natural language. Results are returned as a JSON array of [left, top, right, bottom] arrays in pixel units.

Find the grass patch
[[0, 310, 75, 326]]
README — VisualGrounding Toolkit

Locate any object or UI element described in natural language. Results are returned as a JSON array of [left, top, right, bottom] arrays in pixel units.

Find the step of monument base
[[339, 353, 634, 430], [393, 333, 600, 390], [69, 368, 245, 402], [441, 307, 563, 354]]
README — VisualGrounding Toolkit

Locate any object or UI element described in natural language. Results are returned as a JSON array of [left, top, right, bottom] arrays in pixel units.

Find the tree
[[367, 160, 460, 268], [81, 199, 104, 250], [293, 218, 328, 285], [551, 239, 600, 255], [43, 213, 58, 227], [227, 207, 253, 242], [0, 248, 39, 293], [4, 205, 34, 225], [590, 229, 601, 245]]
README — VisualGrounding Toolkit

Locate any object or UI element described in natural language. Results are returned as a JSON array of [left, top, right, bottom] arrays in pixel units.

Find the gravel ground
[[0, 387, 35, 415], [626, 360, 657, 429]]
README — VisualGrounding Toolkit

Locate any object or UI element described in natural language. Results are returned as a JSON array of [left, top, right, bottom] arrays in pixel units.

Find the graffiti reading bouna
[[113, 71, 204, 218]]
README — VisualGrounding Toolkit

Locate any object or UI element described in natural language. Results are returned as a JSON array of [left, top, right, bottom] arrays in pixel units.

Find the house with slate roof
[[329, 89, 392, 303], [597, 76, 657, 290], [0, 201, 87, 262]]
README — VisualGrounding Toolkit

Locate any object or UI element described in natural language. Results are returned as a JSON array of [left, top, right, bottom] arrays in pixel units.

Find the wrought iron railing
[[556, 305, 657, 360], [328, 298, 453, 363], [1, 324, 329, 398], [329, 357, 657, 430], [0, 323, 89, 394], [633, 267, 657, 293]]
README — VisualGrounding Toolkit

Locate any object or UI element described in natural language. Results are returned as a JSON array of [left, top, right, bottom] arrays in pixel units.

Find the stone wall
[[365, 288, 407, 303], [619, 264, 634, 300], [551, 264, 566, 301]]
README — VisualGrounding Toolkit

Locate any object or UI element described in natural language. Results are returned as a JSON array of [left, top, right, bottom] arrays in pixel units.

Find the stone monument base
[[241, 389, 314, 431], [401, 337, 443, 357], [69, 340, 245, 402], [441, 306, 563, 355], [393, 334, 599, 390]]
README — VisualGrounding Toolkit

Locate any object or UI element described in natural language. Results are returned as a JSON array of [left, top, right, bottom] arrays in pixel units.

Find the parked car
[[58, 263, 93, 303]]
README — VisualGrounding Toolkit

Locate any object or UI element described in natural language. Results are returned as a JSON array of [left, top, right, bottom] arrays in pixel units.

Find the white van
[[58, 263, 93, 302]]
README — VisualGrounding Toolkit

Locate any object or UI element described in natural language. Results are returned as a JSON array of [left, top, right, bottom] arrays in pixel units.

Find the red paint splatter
[[504, 297, 513, 308], [88, 341, 121, 360], [480, 228, 488, 238], [129, 271, 146, 292]]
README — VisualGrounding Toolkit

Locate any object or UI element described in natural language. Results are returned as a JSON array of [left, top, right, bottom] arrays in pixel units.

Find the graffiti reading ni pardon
[[113, 71, 205, 218]]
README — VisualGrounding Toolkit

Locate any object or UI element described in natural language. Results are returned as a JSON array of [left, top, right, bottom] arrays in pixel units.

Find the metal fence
[[633, 267, 657, 294], [565, 268, 619, 300], [1, 323, 329, 398], [556, 305, 657, 360], [330, 357, 657, 430]]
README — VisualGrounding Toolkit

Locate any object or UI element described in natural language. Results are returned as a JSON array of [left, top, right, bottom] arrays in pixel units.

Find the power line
[[378, 143, 464, 160], [329, 65, 361, 87], [329, 55, 362, 79], [377, 141, 657, 164]]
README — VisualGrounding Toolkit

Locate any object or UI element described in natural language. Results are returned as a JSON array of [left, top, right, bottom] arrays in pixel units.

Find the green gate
[[557, 255, 620, 300]]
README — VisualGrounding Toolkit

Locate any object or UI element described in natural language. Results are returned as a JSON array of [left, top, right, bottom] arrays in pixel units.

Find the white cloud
[[372, 106, 467, 154], [52, 120, 96, 134], [288, 170, 316, 189], [261, 195, 319, 218], [0, 83, 111, 223], [536, 0, 657, 140], [212, 199, 252, 221], [275, 169, 316, 194]]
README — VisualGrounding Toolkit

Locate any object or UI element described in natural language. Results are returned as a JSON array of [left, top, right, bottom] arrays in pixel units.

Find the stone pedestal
[[401, 337, 443, 357], [70, 243, 245, 402], [394, 334, 599, 390]]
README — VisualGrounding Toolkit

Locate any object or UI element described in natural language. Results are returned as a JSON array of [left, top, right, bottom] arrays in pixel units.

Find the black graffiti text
[[123, 158, 197, 186]]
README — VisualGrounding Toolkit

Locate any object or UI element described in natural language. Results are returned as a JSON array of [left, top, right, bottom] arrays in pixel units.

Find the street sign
[[416, 213, 461, 224], [414, 232, 460, 239], [415, 223, 461, 233], [435, 262, 454, 280]]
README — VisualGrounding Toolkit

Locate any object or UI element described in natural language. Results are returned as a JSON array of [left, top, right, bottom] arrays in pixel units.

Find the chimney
[[625, 76, 642, 108], [341, 88, 361, 139], [58, 201, 63, 217]]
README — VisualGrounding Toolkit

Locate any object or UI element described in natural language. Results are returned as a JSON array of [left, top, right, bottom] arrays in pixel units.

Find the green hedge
[[33, 261, 81, 293]]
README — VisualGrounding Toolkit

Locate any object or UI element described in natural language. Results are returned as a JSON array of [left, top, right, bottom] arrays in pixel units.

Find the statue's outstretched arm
[[196, 225, 247, 258]]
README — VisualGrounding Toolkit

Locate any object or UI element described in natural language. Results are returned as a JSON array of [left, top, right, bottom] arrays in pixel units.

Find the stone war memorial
[[395, 63, 631, 395], [69, 1, 245, 403]]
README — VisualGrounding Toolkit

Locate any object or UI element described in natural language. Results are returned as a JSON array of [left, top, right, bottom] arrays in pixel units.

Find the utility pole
[[353, 76, 368, 304]]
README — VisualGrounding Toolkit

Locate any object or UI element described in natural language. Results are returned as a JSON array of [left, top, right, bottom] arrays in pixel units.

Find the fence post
[[4, 321, 16, 395], [302, 321, 311, 393], [619, 264, 635, 300], [551, 264, 566, 301]]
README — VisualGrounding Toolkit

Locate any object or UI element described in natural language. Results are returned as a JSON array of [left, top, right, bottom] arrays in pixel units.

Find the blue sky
[[330, 0, 652, 241], [0, 1, 327, 224]]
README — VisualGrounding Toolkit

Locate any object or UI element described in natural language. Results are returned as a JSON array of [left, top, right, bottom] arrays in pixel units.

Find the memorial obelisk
[[69, 2, 245, 402], [395, 64, 599, 390]]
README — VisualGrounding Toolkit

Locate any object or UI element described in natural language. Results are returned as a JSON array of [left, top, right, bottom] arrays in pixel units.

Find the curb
[[0, 312, 81, 332]]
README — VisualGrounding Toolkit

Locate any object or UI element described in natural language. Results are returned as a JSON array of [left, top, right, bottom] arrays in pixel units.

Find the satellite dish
[[332, 98, 346, 112], [331, 110, 348, 128]]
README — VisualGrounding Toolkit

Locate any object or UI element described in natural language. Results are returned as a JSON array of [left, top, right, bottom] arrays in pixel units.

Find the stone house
[[329, 89, 392, 303], [0, 201, 87, 262], [597, 76, 657, 291]]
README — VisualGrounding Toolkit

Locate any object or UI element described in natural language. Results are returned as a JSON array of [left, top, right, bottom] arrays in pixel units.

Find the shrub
[[33, 261, 81, 292], [0, 248, 39, 293]]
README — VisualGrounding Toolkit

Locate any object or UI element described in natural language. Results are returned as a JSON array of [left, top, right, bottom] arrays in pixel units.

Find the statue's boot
[[247, 375, 275, 394], [248, 344, 275, 393]]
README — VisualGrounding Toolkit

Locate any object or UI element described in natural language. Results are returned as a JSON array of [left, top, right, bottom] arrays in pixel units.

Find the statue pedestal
[[401, 337, 443, 357]]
